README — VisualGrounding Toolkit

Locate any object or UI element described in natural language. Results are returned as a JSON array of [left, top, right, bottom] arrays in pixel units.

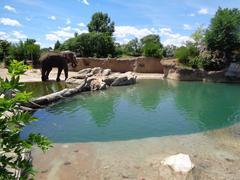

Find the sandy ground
[[0, 68, 164, 82], [1, 68, 239, 179], [32, 124, 240, 180]]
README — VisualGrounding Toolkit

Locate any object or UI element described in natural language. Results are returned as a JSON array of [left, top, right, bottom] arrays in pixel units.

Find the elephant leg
[[41, 68, 47, 81], [64, 66, 68, 80], [56, 68, 63, 81], [45, 67, 52, 80]]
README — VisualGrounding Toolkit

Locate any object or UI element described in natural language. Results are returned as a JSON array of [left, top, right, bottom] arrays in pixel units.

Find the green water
[[22, 80, 240, 142], [24, 81, 67, 97]]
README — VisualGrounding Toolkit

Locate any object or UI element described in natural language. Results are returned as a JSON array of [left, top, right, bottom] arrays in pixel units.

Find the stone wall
[[71, 57, 164, 73]]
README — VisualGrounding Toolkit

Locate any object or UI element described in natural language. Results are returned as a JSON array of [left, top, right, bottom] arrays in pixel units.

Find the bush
[[0, 60, 51, 179], [174, 47, 191, 64], [142, 42, 163, 58]]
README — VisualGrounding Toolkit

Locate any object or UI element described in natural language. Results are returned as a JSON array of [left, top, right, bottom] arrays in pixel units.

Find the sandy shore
[[0, 68, 164, 82], [1, 68, 239, 179], [32, 124, 240, 180]]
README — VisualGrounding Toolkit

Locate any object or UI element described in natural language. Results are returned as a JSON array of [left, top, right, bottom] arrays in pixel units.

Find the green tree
[[140, 34, 163, 58], [123, 38, 142, 57], [205, 8, 240, 61], [0, 40, 11, 66], [0, 60, 51, 179], [54, 40, 61, 51], [140, 34, 163, 48], [191, 25, 206, 47], [88, 12, 115, 35]]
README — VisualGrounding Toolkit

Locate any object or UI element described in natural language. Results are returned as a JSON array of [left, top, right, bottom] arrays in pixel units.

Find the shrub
[[142, 42, 163, 58], [0, 60, 51, 179], [174, 47, 191, 64]]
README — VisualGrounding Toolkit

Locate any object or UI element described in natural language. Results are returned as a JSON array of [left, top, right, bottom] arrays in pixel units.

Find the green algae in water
[[22, 80, 240, 142], [24, 81, 67, 98]]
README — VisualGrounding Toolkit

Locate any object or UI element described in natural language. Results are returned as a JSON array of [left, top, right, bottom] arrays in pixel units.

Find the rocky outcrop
[[25, 68, 136, 108], [163, 63, 240, 83], [66, 67, 137, 88]]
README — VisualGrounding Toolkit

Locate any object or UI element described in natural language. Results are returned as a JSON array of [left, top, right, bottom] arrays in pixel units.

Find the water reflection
[[22, 80, 240, 142], [24, 81, 66, 97], [173, 82, 240, 130]]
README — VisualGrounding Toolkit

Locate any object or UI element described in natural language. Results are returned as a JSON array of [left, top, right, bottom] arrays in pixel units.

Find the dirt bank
[[32, 124, 240, 180]]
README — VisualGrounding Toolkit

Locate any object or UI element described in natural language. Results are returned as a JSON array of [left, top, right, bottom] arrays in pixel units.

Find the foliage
[[123, 38, 142, 57], [7, 39, 41, 66], [163, 45, 177, 58], [191, 25, 206, 47], [0, 40, 11, 66], [114, 43, 124, 57], [61, 32, 115, 58], [140, 34, 163, 48], [175, 44, 198, 65], [54, 40, 61, 51], [140, 34, 163, 58], [87, 12, 115, 36], [205, 8, 240, 60], [0, 60, 51, 179], [142, 42, 163, 58]]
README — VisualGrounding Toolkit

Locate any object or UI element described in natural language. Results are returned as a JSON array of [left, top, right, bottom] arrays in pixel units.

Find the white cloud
[[46, 34, 59, 41], [0, 31, 8, 39], [183, 24, 192, 30], [0, 17, 21, 26], [114, 25, 193, 46], [189, 13, 195, 17], [13, 31, 27, 39], [198, 8, 209, 15], [82, 0, 89, 5], [4, 5, 16, 13], [78, 22, 86, 27], [114, 26, 153, 39], [48, 16, 56, 20], [66, 19, 71, 25], [0, 31, 27, 42]]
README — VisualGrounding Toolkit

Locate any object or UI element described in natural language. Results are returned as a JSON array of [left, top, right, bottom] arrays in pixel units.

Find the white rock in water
[[161, 153, 194, 173]]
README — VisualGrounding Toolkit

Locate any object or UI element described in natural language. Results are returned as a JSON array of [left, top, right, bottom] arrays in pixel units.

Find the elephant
[[40, 51, 77, 81]]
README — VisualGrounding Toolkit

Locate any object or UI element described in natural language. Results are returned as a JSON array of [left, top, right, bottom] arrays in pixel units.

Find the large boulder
[[102, 69, 112, 76], [91, 67, 103, 75], [84, 77, 107, 91], [161, 153, 194, 173], [111, 72, 137, 86]]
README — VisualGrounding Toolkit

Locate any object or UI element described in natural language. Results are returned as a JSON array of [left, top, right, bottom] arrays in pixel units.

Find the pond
[[22, 80, 240, 143], [24, 81, 67, 97]]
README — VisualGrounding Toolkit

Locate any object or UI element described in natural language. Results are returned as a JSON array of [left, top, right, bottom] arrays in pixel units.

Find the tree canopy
[[205, 8, 240, 59], [87, 12, 115, 35]]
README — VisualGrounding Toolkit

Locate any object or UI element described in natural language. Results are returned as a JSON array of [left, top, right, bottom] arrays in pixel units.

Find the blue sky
[[0, 0, 240, 47]]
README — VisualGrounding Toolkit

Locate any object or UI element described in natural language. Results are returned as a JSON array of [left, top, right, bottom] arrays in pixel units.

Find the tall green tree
[[123, 38, 142, 57], [140, 34, 163, 58], [0, 40, 11, 66], [205, 8, 240, 61], [87, 12, 115, 35], [54, 40, 61, 51]]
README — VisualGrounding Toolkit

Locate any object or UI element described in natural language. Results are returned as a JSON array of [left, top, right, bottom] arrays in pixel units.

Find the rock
[[78, 68, 92, 75], [102, 69, 111, 76], [111, 72, 136, 86], [91, 67, 103, 75], [161, 153, 194, 173], [85, 77, 107, 91], [66, 77, 85, 85], [103, 73, 120, 85]]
